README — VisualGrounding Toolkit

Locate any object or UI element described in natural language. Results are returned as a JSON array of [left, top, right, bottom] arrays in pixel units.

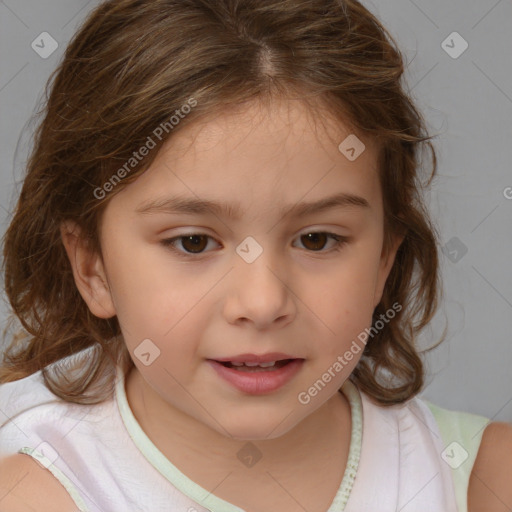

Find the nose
[[222, 247, 295, 330]]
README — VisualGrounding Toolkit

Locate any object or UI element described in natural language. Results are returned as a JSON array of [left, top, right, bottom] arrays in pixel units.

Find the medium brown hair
[[1, 0, 442, 405]]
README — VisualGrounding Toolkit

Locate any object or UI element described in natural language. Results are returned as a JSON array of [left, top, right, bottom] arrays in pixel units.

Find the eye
[[161, 234, 218, 256], [294, 232, 348, 252], [160, 231, 348, 258]]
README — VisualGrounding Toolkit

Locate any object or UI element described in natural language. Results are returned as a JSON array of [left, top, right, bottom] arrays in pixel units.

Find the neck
[[124, 365, 352, 476]]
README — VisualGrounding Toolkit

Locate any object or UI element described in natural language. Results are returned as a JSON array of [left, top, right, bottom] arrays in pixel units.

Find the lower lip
[[207, 359, 304, 394]]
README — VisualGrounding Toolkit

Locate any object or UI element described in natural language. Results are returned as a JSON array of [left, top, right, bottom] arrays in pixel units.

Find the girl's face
[[69, 99, 401, 440]]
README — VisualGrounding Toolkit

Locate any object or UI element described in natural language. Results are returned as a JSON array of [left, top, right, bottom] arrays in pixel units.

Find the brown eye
[[161, 231, 347, 259], [161, 234, 215, 255], [294, 232, 348, 253], [179, 235, 209, 253], [300, 232, 329, 251]]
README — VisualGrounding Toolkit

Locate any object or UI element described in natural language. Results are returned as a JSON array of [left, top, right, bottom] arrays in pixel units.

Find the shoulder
[[468, 421, 512, 511], [0, 373, 81, 456], [0, 372, 56, 428], [0, 454, 77, 511], [0, 368, 109, 446]]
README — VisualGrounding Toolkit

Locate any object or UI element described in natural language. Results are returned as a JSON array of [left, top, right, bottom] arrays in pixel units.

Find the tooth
[[228, 361, 278, 368]]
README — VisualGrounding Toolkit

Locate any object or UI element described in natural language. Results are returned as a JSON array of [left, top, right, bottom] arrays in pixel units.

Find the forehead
[[160, 98, 375, 166], [107, 98, 383, 222]]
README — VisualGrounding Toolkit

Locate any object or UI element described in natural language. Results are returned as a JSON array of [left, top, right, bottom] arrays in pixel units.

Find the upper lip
[[211, 353, 300, 363]]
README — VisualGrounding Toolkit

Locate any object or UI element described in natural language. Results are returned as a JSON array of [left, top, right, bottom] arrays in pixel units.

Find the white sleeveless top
[[0, 356, 489, 512]]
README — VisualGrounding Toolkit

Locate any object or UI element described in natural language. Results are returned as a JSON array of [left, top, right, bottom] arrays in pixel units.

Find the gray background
[[1, 0, 511, 421]]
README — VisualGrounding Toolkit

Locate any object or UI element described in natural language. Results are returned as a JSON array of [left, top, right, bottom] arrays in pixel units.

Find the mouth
[[215, 359, 296, 371], [207, 357, 305, 394]]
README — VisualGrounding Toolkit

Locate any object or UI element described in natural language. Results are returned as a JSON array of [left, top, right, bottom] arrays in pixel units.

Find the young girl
[[0, 1, 510, 511]]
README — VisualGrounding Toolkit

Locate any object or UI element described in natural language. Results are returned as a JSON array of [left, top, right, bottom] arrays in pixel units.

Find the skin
[[59, 97, 403, 510], [3, 99, 511, 512]]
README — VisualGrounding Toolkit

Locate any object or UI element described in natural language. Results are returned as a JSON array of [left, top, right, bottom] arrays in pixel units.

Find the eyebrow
[[135, 192, 370, 219]]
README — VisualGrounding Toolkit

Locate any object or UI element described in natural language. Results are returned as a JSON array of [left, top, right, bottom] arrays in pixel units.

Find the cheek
[[319, 244, 382, 308], [106, 238, 217, 351], [103, 237, 199, 330], [309, 244, 383, 356]]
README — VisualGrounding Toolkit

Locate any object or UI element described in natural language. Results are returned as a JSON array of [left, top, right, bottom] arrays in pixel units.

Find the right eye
[[160, 234, 219, 257]]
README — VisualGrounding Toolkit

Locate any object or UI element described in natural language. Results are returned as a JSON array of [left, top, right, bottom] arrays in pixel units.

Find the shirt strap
[[424, 400, 491, 512]]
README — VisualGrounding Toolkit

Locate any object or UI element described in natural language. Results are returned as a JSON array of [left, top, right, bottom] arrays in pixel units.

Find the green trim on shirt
[[116, 367, 363, 511], [424, 401, 490, 512]]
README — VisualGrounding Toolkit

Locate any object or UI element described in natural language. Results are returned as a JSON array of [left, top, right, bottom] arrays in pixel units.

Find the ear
[[373, 231, 404, 309], [60, 220, 116, 319]]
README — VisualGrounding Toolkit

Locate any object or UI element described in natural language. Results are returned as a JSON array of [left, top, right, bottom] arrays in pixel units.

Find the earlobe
[[60, 220, 116, 319], [373, 232, 405, 308]]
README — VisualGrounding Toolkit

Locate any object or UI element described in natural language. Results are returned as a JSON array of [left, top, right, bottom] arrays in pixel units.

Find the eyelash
[[160, 232, 348, 258]]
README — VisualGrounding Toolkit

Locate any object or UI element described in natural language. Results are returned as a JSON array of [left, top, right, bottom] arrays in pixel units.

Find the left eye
[[295, 232, 347, 252], [160, 231, 348, 257]]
